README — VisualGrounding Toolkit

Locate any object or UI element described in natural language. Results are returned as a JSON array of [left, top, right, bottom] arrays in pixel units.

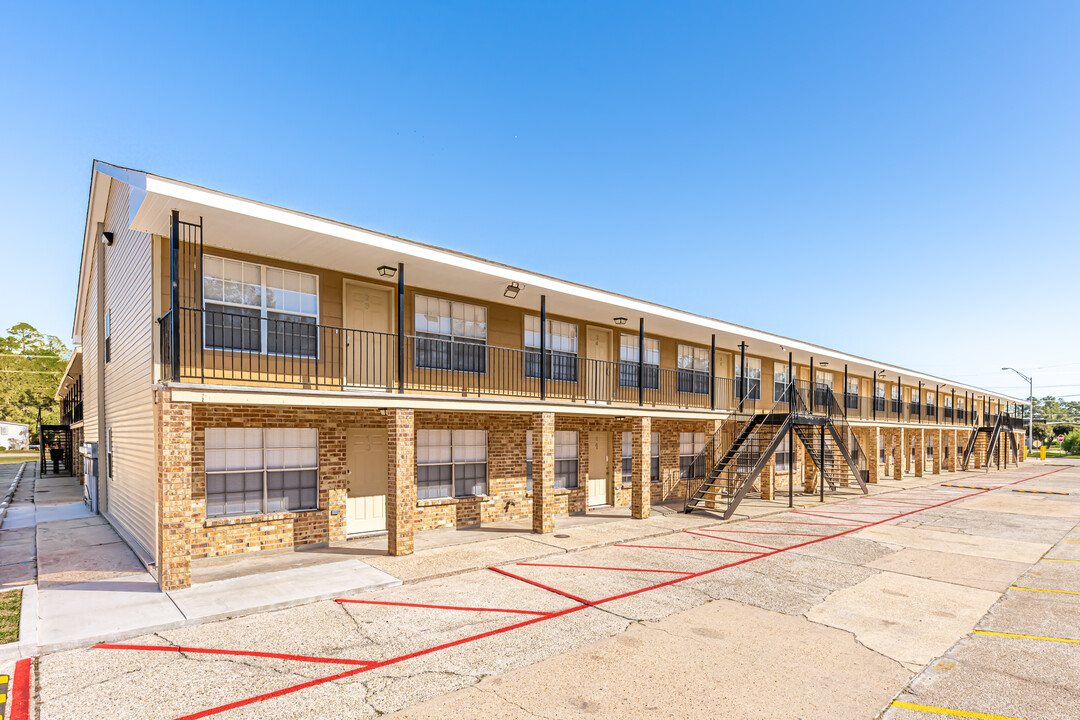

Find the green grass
[[0, 452, 37, 463], [0, 589, 22, 644]]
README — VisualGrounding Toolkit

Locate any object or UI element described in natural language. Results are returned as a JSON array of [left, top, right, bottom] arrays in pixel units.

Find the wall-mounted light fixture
[[101, 231, 114, 245], [614, 317, 628, 325], [377, 265, 397, 278], [504, 282, 521, 299], [779, 346, 785, 351], [820, 361, 829, 367]]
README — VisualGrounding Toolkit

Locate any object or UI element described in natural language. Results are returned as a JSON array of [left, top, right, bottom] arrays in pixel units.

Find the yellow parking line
[[1011, 586, 1080, 595], [1013, 489, 1069, 495], [1063, 539, 1080, 543], [890, 700, 1024, 719], [974, 629, 1080, 645], [1045, 558, 1080, 563]]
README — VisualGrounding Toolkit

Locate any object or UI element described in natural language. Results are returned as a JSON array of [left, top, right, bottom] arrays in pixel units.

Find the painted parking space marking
[[1010, 586, 1080, 595], [890, 699, 1024, 719], [684, 530, 780, 550], [83, 465, 1068, 720], [1012, 489, 1069, 495], [942, 484, 995, 490], [973, 630, 1080, 645], [694, 529, 831, 538], [746, 519, 863, 528], [0, 672, 7, 720], [334, 598, 553, 616], [516, 562, 693, 575], [94, 643, 374, 665], [1044, 558, 1080, 564], [9, 659, 28, 720], [615, 543, 762, 554]]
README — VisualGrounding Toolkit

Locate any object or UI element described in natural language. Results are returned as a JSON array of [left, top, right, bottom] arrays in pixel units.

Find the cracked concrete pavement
[[28, 461, 1080, 719]]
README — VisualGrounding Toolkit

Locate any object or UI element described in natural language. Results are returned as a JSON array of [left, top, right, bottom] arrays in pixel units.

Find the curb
[[0, 585, 37, 664], [0, 462, 28, 529]]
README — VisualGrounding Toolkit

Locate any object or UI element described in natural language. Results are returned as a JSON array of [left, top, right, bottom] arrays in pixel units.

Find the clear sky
[[1, 1, 1077, 399]]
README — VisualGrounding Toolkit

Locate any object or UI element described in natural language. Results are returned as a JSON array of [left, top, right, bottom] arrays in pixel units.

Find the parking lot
[[22, 461, 1080, 720]]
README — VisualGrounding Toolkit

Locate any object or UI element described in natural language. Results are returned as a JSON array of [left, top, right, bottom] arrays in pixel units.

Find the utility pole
[[1002, 367, 1034, 451]]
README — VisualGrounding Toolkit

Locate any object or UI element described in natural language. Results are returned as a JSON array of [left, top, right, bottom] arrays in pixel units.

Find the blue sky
[[1, 1, 1077, 399]]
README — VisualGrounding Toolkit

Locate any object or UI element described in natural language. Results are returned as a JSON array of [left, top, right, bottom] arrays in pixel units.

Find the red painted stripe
[[747, 519, 862, 527], [167, 466, 1068, 720], [696, 529, 830, 538], [684, 530, 780, 550], [488, 567, 593, 605], [517, 562, 692, 575], [851, 499, 932, 507], [615, 543, 761, 554], [94, 643, 373, 665], [334, 598, 550, 616], [9, 657, 30, 720], [792, 511, 873, 523]]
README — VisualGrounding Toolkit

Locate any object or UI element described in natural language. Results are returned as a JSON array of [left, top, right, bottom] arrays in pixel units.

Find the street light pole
[[1002, 367, 1033, 451]]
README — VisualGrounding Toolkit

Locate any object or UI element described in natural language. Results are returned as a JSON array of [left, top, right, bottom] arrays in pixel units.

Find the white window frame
[[417, 429, 489, 499], [201, 255, 321, 358], [620, 430, 660, 484], [735, 356, 762, 401], [773, 364, 789, 402], [677, 344, 710, 395], [679, 431, 706, 479], [554, 430, 579, 489], [204, 427, 320, 518], [524, 315, 578, 382], [619, 334, 660, 389], [414, 294, 488, 373]]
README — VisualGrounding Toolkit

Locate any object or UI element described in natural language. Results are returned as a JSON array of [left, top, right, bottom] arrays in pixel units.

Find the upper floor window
[[414, 295, 486, 373], [735, 356, 762, 401], [845, 377, 859, 410], [202, 256, 319, 357], [619, 335, 659, 389], [524, 316, 578, 382], [773, 364, 789, 402], [910, 388, 921, 414], [677, 344, 710, 395], [891, 386, 901, 413], [926, 391, 936, 415], [874, 384, 886, 412], [814, 370, 833, 407]]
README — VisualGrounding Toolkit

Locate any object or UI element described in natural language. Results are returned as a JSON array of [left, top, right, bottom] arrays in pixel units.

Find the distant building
[[0, 421, 30, 450]]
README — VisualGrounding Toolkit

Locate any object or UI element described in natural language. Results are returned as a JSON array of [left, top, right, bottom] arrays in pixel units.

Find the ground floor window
[[526, 429, 533, 491], [621, 431, 660, 483], [555, 431, 579, 489], [417, 429, 488, 499], [775, 433, 791, 472], [205, 428, 319, 517], [679, 432, 706, 479]]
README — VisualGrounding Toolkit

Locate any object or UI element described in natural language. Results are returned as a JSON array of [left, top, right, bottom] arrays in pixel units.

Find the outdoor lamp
[[377, 265, 397, 278], [614, 317, 627, 325], [504, 282, 521, 299]]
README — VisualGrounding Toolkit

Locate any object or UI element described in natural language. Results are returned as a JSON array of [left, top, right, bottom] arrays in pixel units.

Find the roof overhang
[[54, 346, 83, 401], [72, 161, 1027, 405]]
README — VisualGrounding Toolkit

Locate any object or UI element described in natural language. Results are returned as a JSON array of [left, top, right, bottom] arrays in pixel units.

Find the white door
[[346, 428, 388, 534], [344, 282, 392, 388], [585, 327, 612, 403], [587, 431, 610, 506]]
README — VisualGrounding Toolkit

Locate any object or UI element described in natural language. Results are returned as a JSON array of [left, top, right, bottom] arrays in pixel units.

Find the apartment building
[[57, 161, 1027, 591]]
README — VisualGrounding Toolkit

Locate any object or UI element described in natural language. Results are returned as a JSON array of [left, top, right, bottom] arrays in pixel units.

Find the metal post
[[397, 262, 405, 394], [952, 388, 956, 425], [917, 381, 923, 423], [738, 342, 747, 412], [935, 384, 940, 424], [872, 373, 877, 421], [897, 375, 902, 422], [820, 423, 825, 502], [540, 295, 547, 401], [809, 356, 815, 413], [843, 364, 849, 418], [1028, 376, 1033, 452], [638, 318, 644, 407], [169, 210, 180, 382], [709, 334, 716, 411], [787, 352, 793, 408]]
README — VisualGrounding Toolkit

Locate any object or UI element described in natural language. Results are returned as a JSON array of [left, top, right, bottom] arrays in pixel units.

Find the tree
[[1063, 431, 1080, 455], [1032, 423, 1052, 446], [1052, 424, 1074, 442], [0, 323, 70, 442]]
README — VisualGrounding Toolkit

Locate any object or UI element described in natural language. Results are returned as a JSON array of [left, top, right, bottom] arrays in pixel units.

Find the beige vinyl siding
[[82, 257, 99, 442], [102, 180, 157, 562]]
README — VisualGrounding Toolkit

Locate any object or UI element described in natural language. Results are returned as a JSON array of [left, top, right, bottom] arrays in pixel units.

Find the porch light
[[820, 361, 829, 367], [614, 317, 628, 325], [377, 265, 397, 278], [100, 231, 114, 246], [504, 282, 521, 299]]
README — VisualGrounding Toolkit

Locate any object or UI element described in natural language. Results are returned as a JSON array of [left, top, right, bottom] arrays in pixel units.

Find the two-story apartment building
[[59, 161, 1027, 591]]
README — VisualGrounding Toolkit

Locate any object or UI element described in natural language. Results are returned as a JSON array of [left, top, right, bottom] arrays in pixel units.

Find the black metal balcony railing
[[159, 306, 1025, 428]]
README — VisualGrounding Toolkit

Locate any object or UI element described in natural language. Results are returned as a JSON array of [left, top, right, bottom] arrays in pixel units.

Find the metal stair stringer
[[719, 413, 795, 520]]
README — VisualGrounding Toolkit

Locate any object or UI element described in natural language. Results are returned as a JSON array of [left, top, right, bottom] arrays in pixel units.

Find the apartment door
[[587, 431, 611, 506], [585, 327, 612, 403], [346, 428, 388, 534], [344, 281, 393, 389]]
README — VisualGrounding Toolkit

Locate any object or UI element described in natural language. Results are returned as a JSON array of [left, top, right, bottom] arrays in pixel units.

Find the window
[[926, 391, 936, 417], [814, 371, 833, 407], [620, 431, 660, 483], [202, 256, 319, 357], [417, 429, 488, 499], [891, 386, 901, 413], [679, 432, 706, 479], [414, 295, 487, 373], [204, 428, 319, 517], [874, 384, 886, 412], [104, 310, 112, 363], [910, 388, 921, 415], [773, 364, 789, 402], [106, 427, 113, 480], [555, 431, 579, 489], [926, 436, 934, 458], [735, 357, 762, 401], [677, 345, 710, 394], [526, 429, 533, 492], [944, 395, 954, 419], [619, 335, 659, 389], [776, 432, 791, 471], [845, 378, 859, 410], [525, 316, 578, 382]]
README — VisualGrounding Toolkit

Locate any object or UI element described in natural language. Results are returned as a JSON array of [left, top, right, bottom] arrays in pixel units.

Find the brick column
[[860, 427, 880, 484], [974, 432, 986, 469], [532, 412, 555, 533], [802, 434, 818, 493], [893, 428, 904, 480], [387, 408, 416, 555], [157, 390, 193, 591], [913, 429, 924, 478], [932, 429, 943, 474], [631, 416, 652, 519], [946, 429, 958, 472], [760, 455, 775, 500]]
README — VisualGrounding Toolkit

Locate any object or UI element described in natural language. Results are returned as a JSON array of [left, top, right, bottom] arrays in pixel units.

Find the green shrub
[[1063, 430, 1080, 454]]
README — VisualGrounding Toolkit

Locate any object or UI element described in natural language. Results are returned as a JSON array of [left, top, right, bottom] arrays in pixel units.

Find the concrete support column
[[932, 429, 943, 475], [631, 416, 652, 519], [388, 408, 416, 555], [531, 412, 555, 533], [893, 428, 904, 481], [157, 389, 193, 591], [913, 429, 924, 478], [760, 455, 775, 500]]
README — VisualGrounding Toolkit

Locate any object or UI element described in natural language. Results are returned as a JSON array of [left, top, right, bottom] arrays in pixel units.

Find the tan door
[[346, 428, 388, 534], [344, 282, 392, 388], [587, 431, 610, 506], [585, 327, 612, 403]]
